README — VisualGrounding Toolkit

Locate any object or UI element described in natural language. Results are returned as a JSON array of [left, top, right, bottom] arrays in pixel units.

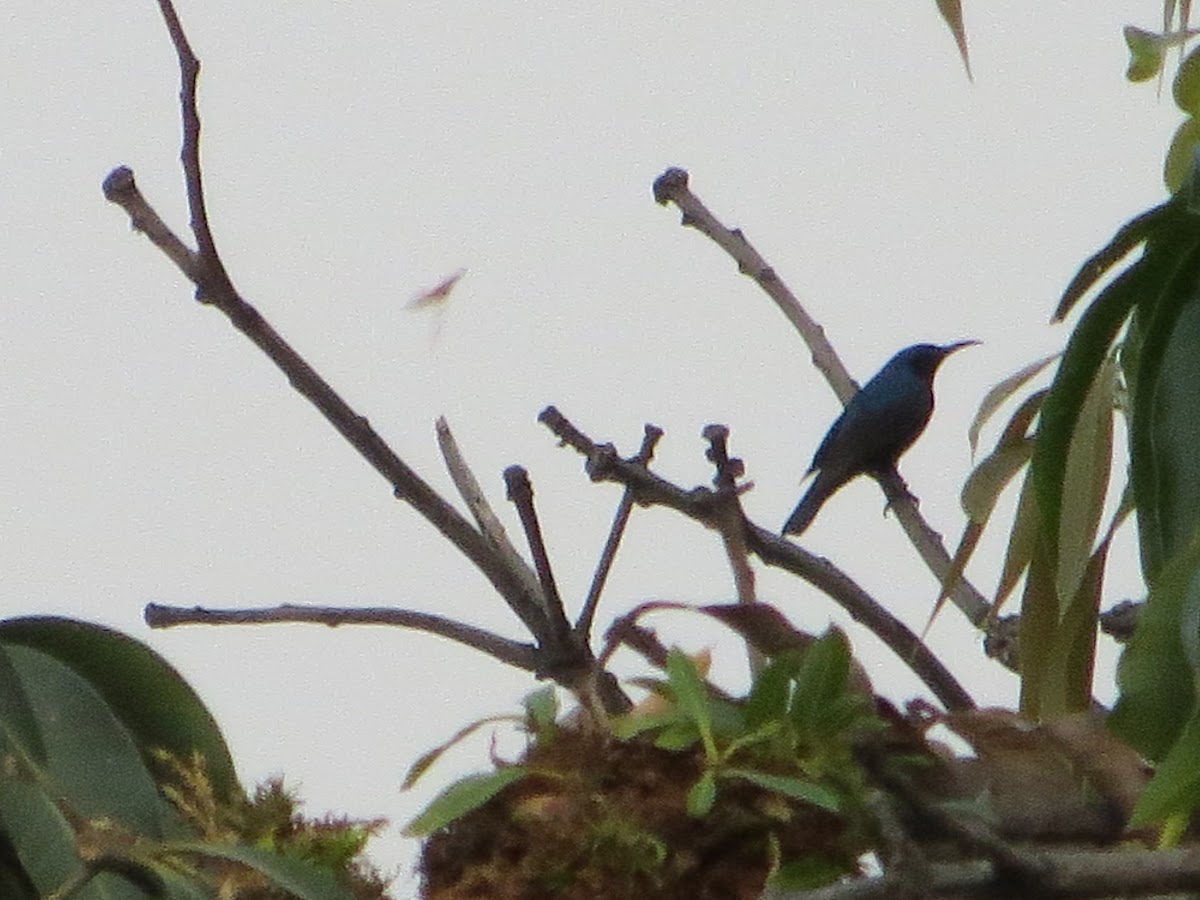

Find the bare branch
[[703, 423, 763, 675], [435, 416, 544, 606], [106, 3, 550, 657], [143, 602, 538, 671], [503, 466, 572, 653], [541, 406, 975, 712], [653, 166, 991, 628], [576, 424, 663, 642]]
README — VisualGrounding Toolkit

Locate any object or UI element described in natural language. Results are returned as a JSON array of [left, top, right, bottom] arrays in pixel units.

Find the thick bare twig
[[653, 167, 990, 627], [503, 466, 573, 655], [576, 424, 662, 642], [143, 602, 538, 671], [541, 406, 975, 712]]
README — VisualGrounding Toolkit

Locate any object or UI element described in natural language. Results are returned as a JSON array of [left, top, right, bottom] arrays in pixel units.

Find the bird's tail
[[782, 470, 840, 536]]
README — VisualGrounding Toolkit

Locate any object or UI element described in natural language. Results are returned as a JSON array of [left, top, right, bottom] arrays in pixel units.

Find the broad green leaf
[[1175, 41, 1200, 114], [722, 768, 840, 812], [686, 771, 717, 817], [0, 772, 83, 897], [2, 644, 175, 837], [745, 651, 803, 730], [1129, 706, 1200, 825], [0, 617, 237, 801], [400, 714, 519, 791], [0, 646, 45, 766], [789, 631, 853, 741], [1132, 250, 1200, 578], [167, 841, 359, 900], [402, 768, 528, 837], [666, 648, 717, 762], [967, 356, 1055, 456], [1110, 526, 1200, 759], [769, 855, 851, 891], [1055, 358, 1115, 610], [1124, 26, 1165, 82], [1165, 119, 1200, 193]]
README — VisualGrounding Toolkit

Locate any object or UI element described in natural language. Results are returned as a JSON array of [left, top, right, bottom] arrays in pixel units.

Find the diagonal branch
[[652, 167, 990, 627]]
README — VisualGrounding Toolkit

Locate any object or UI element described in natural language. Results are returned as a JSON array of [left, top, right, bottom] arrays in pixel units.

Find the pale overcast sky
[[1, 1, 1179, 887]]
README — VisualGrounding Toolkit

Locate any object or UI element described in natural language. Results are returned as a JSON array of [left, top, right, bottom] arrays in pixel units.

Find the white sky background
[[1, 0, 1180, 889]]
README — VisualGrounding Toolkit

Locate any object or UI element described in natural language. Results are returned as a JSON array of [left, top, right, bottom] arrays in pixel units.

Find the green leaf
[[666, 649, 717, 762], [1055, 358, 1115, 610], [523, 686, 559, 733], [1124, 26, 1165, 82], [167, 841, 360, 900], [1037, 200, 1200, 569], [402, 767, 528, 837], [1, 644, 176, 837], [0, 616, 238, 801], [0, 646, 46, 766], [1129, 707, 1200, 825], [653, 720, 702, 752], [1132, 246, 1200, 578], [789, 631, 855, 741], [992, 469, 1039, 613], [1175, 42, 1200, 114], [1055, 199, 1172, 322], [769, 854, 851, 890], [0, 770, 84, 897], [1165, 118, 1200, 193], [961, 440, 1034, 524], [967, 356, 1055, 456], [722, 768, 840, 812], [1111, 526, 1200, 760], [745, 652, 803, 730], [686, 771, 717, 817]]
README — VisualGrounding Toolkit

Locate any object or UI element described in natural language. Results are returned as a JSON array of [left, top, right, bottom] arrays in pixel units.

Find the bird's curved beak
[[942, 339, 981, 355]]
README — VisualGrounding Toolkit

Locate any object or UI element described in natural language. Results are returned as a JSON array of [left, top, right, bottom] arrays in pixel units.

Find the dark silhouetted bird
[[782, 341, 978, 536]]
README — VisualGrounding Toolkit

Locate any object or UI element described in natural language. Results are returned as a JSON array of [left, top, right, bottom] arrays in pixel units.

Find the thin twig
[[143, 602, 539, 671], [541, 406, 975, 712], [576, 424, 663, 642], [504, 466, 573, 653], [703, 423, 763, 676], [436, 417, 545, 612], [653, 167, 991, 628]]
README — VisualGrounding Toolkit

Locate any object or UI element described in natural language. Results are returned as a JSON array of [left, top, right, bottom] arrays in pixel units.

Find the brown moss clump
[[417, 727, 860, 899]]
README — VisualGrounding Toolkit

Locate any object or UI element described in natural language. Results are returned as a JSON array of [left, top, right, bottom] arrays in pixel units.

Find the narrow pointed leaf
[[402, 768, 528, 837], [967, 357, 1055, 455], [1055, 359, 1115, 610]]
